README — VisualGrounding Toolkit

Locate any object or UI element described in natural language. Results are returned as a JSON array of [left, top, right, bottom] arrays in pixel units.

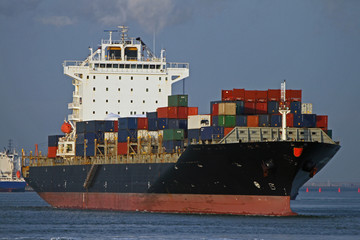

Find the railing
[[63, 61, 89, 67], [167, 62, 189, 69]]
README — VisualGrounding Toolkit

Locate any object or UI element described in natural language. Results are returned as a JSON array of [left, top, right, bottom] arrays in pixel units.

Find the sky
[[0, 0, 359, 182]]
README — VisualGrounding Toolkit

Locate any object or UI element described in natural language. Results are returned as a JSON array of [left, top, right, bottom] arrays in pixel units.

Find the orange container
[[255, 102, 268, 114], [177, 107, 188, 119], [167, 107, 178, 119], [222, 90, 234, 101], [256, 91, 268, 102], [286, 113, 294, 127], [247, 115, 259, 127], [117, 142, 128, 155], [224, 127, 234, 136], [245, 90, 257, 102], [48, 146, 57, 158], [268, 89, 281, 101], [157, 107, 168, 118], [188, 107, 198, 116], [137, 118, 148, 129], [233, 88, 245, 101], [212, 104, 219, 115]]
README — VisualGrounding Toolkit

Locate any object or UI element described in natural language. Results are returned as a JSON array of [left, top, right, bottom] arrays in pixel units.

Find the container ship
[[1, 141, 26, 192], [22, 26, 340, 216]]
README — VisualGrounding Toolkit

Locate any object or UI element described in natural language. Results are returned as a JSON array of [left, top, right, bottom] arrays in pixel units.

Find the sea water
[[0, 188, 359, 240]]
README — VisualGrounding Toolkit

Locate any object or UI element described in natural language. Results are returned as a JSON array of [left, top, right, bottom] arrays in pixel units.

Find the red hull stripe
[[39, 192, 296, 216]]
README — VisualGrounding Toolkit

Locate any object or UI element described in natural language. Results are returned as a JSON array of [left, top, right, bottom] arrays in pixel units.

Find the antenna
[[118, 26, 128, 43], [104, 30, 118, 44]]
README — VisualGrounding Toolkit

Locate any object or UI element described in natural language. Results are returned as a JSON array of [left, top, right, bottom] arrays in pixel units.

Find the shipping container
[[178, 119, 188, 130], [212, 103, 219, 115], [114, 120, 118, 132], [235, 101, 245, 115], [168, 95, 188, 107], [256, 91, 268, 102], [148, 118, 158, 131], [76, 133, 85, 144], [75, 144, 84, 157], [167, 107, 178, 119], [118, 129, 138, 142], [200, 126, 224, 141], [104, 121, 115, 132], [117, 142, 128, 155], [271, 115, 282, 127], [188, 107, 198, 116], [177, 107, 188, 119], [256, 102, 268, 114], [162, 140, 184, 153], [188, 129, 200, 142], [118, 117, 138, 130], [163, 129, 184, 141], [258, 115, 270, 127], [244, 102, 256, 115], [218, 115, 236, 128], [267, 101, 279, 114], [157, 118, 169, 130], [326, 129, 333, 139], [316, 115, 328, 131], [224, 127, 234, 136], [146, 112, 157, 119], [212, 115, 218, 126], [302, 103, 313, 114], [290, 102, 301, 115], [83, 132, 104, 144], [47, 146, 57, 158], [221, 90, 234, 101], [136, 118, 148, 130], [210, 101, 222, 114], [245, 90, 257, 102], [48, 135, 64, 147], [286, 90, 302, 102], [76, 121, 86, 133], [235, 115, 247, 126], [76, 143, 95, 157], [233, 88, 245, 101], [268, 89, 281, 102], [85, 120, 106, 132], [157, 107, 168, 118], [104, 132, 118, 142], [286, 113, 294, 127], [294, 114, 317, 128], [188, 115, 211, 129], [168, 119, 180, 129], [247, 115, 259, 127]]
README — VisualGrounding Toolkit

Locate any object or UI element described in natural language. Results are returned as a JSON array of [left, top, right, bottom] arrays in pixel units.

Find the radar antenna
[[118, 25, 128, 43], [279, 80, 290, 141]]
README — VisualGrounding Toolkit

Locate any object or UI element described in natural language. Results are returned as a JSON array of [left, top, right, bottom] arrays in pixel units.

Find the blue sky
[[0, 0, 359, 182]]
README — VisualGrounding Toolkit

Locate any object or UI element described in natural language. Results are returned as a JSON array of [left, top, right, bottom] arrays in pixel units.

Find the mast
[[279, 80, 290, 141]]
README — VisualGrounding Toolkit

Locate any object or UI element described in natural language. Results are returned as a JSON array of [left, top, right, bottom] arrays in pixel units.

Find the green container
[[163, 129, 185, 141], [326, 129, 333, 139], [168, 95, 188, 107], [235, 101, 245, 115], [218, 115, 236, 127]]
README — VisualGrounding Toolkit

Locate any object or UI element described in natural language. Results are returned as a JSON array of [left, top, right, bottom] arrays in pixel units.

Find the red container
[[256, 91, 268, 102], [48, 146, 57, 158], [117, 142, 128, 155], [286, 90, 302, 102], [224, 127, 234, 136], [286, 113, 294, 127], [157, 107, 168, 118], [247, 115, 259, 127], [316, 115, 328, 131], [244, 102, 256, 114], [188, 107, 198, 116], [233, 88, 245, 101], [222, 90, 234, 101], [256, 102, 268, 114], [137, 118, 148, 129], [177, 107, 188, 119], [114, 120, 118, 132], [167, 107, 178, 119], [245, 90, 257, 102], [268, 89, 281, 102], [279, 101, 291, 109], [212, 104, 219, 116]]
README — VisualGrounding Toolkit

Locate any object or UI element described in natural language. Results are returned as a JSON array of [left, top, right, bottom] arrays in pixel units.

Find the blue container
[[48, 135, 64, 147], [162, 140, 184, 153], [85, 132, 104, 144], [104, 121, 115, 132], [270, 115, 282, 127], [290, 101, 301, 115], [157, 118, 169, 130], [146, 112, 157, 119], [293, 114, 303, 127], [118, 129, 138, 142], [76, 122, 86, 133], [268, 101, 279, 114], [188, 129, 200, 142], [259, 115, 270, 127], [212, 116, 219, 126], [235, 101, 245, 115], [200, 126, 224, 141], [76, 133, 85, 144], [168, 119, 179, 129], [85, 121, 105, 132], [148, 118, 158, 131], [235, 115, 247, 127], [118, 118, 138, 130], [302, 114, 317, 127], [75, 144, 84, 156], [178, 119, 187, 130], [75, 144, 95, 156]]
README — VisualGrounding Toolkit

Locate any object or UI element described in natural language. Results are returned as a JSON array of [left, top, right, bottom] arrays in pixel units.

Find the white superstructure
[[64, 26, 189, 122]]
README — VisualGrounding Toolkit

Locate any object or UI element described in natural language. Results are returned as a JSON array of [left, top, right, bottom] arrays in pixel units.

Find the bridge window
[[156, 65, 160, 69], [131, 64, 136, 69], [100, 64, 105, 68], [150, 65, 155, 69], [113, 64, 119, 68], [125, 64, 130, 69], [106, 64, 111, 68], [125, 47, 138, 60], [137, 64, 142, 69], [143, 65, 149, 69], [120, 64, 124, 68]]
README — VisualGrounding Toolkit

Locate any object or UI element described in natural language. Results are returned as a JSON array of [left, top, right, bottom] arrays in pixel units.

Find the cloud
[[38, 16, 75, 27]]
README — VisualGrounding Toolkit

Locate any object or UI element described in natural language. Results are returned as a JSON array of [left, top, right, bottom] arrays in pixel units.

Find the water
[[0, 189, 359, 240]]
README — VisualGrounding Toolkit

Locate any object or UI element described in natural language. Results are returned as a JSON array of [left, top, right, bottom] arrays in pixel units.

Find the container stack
[[47, 135, 64, 158], [76, 120, 117, 157]]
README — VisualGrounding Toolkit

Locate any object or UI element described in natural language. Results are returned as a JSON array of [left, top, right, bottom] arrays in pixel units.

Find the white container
[[301, 103, 313, 114], [188, 115, 211, 129], [104, 132, 118, 142]]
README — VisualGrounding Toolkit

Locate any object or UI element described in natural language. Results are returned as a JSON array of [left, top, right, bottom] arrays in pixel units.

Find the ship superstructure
[[64, 26, 189, 121]]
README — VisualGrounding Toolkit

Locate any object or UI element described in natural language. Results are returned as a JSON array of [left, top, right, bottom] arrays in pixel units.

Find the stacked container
[[48, 135, 64, 158]]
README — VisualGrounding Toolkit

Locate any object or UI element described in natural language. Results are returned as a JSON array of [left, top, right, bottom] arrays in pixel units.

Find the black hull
[[26, 141, 340, 199]]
